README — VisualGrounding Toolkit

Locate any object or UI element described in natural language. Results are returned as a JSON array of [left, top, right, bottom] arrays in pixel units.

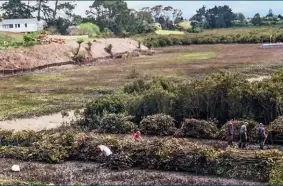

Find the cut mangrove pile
[[0, 127, 282, 184]]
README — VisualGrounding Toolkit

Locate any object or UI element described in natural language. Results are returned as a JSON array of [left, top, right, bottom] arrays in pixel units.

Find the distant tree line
[[0, 0, 282, 35], [190, 6, 283, 29]]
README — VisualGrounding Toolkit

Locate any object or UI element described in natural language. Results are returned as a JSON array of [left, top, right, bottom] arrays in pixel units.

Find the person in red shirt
[[131, 130, 142, 141]]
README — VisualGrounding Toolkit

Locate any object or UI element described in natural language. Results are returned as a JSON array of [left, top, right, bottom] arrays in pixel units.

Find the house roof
[[1, 18, 45, 24]]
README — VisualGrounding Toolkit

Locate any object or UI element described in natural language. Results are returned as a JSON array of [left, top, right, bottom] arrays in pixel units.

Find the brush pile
[[99, 113, 138, 134], [72, 133, 278, 182], [0, 130, 40, 146], [0, 126, 281, 183], [269, 117, 283, 143], [174, 119, 219, 139], [218, 120, 257, 142], [139, 114, 176, 135]]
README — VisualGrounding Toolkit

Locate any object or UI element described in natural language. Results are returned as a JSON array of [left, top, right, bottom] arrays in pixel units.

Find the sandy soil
[[247, 75, 271, 82], [0, 38, 147, 70], [0, 110, 78, 131], [0, 159, 263, 185]]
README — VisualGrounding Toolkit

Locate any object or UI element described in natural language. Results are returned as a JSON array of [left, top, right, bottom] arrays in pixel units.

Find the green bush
[[123, 79, 151, 94], [127, 88, 175, 123], [77, 22, 100, 36], [177, 119, 219, 139], [83, 94, 129, 130], [139, 114, 176, 135], [99, 113, 138, 134], [83, 70, 283, 130]]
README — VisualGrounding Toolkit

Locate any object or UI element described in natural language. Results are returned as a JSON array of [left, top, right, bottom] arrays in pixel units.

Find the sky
[[75, 1, 283, 19], [3, 1, 283, 19]]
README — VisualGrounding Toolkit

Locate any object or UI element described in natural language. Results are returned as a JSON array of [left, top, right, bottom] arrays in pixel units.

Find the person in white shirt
[[96, 145, 113, 164]]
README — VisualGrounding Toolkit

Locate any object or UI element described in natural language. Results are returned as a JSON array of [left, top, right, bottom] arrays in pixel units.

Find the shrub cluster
[[139, 114, 176, 136], [84, 71, 283, 130], [177, 119, 219, 139], [99, 113, 138, 134]]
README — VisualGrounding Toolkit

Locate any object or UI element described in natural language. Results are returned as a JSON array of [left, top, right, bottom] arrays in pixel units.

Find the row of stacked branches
[[0, 126, 283, 184]]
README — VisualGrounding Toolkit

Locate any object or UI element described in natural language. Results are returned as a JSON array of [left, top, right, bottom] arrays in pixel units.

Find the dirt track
[[0, 159, 263, 185]]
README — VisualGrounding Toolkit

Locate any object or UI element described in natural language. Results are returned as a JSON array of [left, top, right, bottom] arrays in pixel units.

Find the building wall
[[0, 22, 44, 33]]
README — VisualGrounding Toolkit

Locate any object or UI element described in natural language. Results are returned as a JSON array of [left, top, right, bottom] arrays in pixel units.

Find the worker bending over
[[131, 130, 142, 141], [96, 144, 112, 164]]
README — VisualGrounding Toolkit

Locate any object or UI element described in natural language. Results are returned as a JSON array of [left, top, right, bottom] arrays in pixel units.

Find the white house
[[0, 18, 45, 33]]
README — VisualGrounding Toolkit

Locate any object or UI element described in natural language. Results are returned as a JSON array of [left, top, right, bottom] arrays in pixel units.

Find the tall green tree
[[0, 0, 34, 19], [266, 8, 274, 17], [235, 13, 245, 22], [251, 13, 262, 26], [191, 5, 234, 29], [86, 0, 131, 34], [190, 5, 206, 23]]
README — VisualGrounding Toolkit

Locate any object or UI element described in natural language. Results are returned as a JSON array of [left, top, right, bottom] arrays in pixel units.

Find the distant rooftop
[[1, 18, 45, 24]]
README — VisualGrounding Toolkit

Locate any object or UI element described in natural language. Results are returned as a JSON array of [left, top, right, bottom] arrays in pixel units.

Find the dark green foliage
[[99, 113, 138, 134], [83, 94, 128, 130], [85, 71, 283, 130], [177, 119, 219, 139], [127, 88, 175, 123], [139, 114, 176, 135]]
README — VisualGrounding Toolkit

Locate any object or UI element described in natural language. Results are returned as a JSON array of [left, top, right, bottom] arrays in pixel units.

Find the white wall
[[0, 22, 44, 33]]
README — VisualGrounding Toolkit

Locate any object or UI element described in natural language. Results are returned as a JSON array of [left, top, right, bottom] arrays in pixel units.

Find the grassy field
[[0, 31, 24, 49], [155, 30, 184, 35], [0, 44, 281, 120]]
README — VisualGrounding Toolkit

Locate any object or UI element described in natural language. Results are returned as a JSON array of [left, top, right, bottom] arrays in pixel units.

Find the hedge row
[[142, 28, 283, 47], [84, 71, 283, 128]]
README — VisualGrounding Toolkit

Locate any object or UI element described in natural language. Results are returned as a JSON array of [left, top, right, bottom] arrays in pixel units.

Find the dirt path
[[0, 110, 78, 131], [0, 158, 263, 185]]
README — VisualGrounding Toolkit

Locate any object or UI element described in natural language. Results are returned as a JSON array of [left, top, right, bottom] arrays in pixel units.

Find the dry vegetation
[[0, 44, 281, 120]]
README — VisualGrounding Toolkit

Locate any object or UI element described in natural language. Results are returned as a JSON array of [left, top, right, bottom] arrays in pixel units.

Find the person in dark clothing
[[257, 123, 267, 150], [239, 122, 248, 149], [227, 121, 234, 146]]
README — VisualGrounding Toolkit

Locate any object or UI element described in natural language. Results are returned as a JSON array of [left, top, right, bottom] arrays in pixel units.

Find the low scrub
[[175, 119, 219, 139], [84, 70, 283, 129], [83, 94, 129, 130], [99, 113, 138, 134], [142, 27, 283, 48], [139, 114, 176, 136]]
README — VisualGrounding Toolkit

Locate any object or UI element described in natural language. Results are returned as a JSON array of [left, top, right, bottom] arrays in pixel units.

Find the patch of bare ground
[[0, 159, 263, 185], [0, 38, 147, 70]]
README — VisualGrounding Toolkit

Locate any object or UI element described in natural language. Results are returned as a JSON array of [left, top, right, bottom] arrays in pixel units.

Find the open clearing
[[0, 44, 281, 120]]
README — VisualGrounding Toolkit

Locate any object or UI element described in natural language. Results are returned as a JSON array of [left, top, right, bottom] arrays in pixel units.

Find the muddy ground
[[0, 159, 264, 185]]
